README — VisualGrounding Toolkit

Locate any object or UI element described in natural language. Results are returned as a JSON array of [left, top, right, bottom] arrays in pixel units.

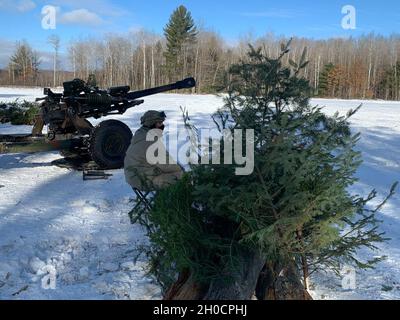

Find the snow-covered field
[[0, 87, 399, 300]]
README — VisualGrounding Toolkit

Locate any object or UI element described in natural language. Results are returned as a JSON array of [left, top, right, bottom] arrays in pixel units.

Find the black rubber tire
[[89, 120, 132, 169]]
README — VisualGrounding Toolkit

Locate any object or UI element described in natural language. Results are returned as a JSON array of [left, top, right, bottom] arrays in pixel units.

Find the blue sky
[[1, 0, 400, 67]]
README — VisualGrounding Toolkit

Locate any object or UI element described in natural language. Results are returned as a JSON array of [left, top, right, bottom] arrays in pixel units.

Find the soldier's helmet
[[140, 110, 167, 127]]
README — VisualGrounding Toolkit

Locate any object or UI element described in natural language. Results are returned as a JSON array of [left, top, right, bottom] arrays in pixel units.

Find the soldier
[[124, 110, 184, 191]]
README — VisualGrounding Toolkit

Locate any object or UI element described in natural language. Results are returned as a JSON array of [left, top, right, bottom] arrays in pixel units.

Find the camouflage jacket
[[124, 126, 183, 190]]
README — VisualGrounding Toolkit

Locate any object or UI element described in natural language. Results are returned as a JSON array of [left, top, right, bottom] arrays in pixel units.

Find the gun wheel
[[89, 120, 132, 169]]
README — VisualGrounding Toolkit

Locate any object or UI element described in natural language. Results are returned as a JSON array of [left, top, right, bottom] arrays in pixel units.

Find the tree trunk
[[165, 246, 265, 300], [164, 269, 207, 300], [203, 246, 265, 300], [164, 245, 311, 300], [73, 48, 76, 79], [151, 45, 155, 87], [193, 44, 199, 93], [255, 261, 312, 300], [143, 41, 146, 89]]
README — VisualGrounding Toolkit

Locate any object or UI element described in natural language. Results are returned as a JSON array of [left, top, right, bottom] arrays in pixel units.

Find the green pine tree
[[163, 5, 197, 82], [0, 100, 39, 125], [318, 63, 335, 97], [140, 42, 397, 300]]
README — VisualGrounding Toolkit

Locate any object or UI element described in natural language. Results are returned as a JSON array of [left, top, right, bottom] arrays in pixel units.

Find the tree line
[[2, 5, 400, 100]]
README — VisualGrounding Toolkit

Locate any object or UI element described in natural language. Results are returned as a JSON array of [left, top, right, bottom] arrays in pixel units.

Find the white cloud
[[0, 0, 36, 12], [59, 8, 105, 27], [16, 0, 36, 12], [51, 0, 127, 17]]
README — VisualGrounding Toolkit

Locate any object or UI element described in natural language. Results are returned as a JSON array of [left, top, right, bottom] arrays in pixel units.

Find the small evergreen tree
[[0, 100, 39, 125], [318, 63, 338, 97], [163, 5, 197, 82], [140, 42, 397, 300]]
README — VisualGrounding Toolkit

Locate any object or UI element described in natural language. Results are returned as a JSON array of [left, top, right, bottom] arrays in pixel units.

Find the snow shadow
[[354, 126, 400, 194], [0, 94, 28, 99], [0, 171, 78, 241], [0, 153, 56, 169], [0, 152, 154, 299]]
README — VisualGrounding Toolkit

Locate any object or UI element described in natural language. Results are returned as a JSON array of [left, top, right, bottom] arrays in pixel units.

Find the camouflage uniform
[[124, 110, 183, 191]]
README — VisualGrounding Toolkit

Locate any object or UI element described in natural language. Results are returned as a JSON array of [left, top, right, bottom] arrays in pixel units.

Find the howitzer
[[0, 77, 196, 169]]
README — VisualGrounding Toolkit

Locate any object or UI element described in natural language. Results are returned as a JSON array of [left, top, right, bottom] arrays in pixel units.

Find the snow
[[0, 87, 399, 300]]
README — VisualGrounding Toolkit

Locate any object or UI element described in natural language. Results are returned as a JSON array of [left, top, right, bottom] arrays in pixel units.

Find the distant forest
[[2, 5, 400, 100]]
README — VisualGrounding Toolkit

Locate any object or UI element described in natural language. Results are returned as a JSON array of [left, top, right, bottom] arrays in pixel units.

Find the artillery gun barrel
[[66, 77, 196, 118], [125, 77, 195, 100]]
